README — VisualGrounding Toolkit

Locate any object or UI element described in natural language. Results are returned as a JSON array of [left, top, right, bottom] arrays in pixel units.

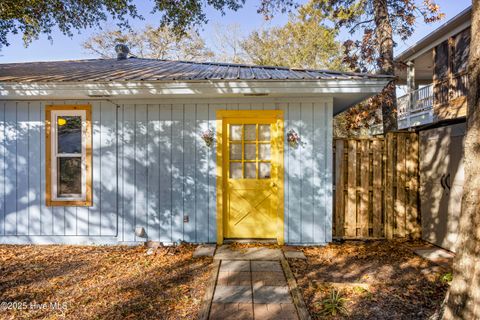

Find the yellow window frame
[[45, 105, 92, 207]]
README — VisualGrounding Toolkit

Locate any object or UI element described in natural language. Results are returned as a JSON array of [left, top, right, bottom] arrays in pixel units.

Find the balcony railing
[[398, 72, 469, 129], [397, 84, 434, 129]]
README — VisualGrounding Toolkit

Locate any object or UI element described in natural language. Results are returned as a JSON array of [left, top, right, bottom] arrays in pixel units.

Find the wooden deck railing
[[397, 85, 434, 129], [398, 71, 469, 128]]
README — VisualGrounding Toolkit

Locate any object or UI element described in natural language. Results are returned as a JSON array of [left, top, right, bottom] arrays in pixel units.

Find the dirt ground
[[288, 240, 452, 320], [0, 244, 212, 320]]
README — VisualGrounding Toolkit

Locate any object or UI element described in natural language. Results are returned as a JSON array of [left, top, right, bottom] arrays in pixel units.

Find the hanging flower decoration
[[201, 129, 215, 147], [287, 129, 304, 148]]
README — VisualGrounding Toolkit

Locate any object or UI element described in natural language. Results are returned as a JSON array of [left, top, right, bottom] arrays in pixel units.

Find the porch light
[[57, 117, 67, 126]]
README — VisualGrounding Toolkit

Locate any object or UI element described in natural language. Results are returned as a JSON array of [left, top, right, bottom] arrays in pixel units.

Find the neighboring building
[[396, 6, 471, 129], [0, 55, 390, 245], [395, 6, 471, 253]]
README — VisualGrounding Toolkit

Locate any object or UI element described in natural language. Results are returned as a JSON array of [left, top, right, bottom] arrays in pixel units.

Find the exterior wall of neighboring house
[[396, 6, 471, 129], [0, 96, 333, 245], [432, 27, 470, 121], [397, 26, 470, 129]]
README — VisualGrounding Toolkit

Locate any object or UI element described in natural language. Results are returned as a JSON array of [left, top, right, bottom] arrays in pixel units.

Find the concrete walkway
[[207, 246, 302, 320]]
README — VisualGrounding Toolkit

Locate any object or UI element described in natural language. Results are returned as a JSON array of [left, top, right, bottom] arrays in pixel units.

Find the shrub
[[317, 289, 349, 316], [441, 272, 453, 283]]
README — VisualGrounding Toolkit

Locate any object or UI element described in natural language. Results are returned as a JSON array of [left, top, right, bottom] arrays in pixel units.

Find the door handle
[[270, 182, 277, 188], [445, 173, 451, 190], [440, 174, 445, 190]]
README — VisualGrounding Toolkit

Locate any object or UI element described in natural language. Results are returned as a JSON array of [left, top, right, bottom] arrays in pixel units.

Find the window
[[228, 123, 272, 179], [453, 27, 471, 74], [46, 105, 92, 206], [434, 41, 449, 80]]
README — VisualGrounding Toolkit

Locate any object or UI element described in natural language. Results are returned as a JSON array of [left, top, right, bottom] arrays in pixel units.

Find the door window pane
[[244, 163, 256, 179], [244, 124, 256, 141], [57, 116, 82, 154], [259, 144, 271, 160], [230, 143, 242, 160], [258, 125, 271, 141], [230, 125, 242, 141], [230, 162, 242, 179], [245, 143, 256, 160], [57, 157, 82, 196], [259, 163, 271, 179]]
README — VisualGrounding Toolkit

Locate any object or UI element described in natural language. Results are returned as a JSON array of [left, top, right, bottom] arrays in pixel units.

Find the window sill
[[46, 200, 92, 207]]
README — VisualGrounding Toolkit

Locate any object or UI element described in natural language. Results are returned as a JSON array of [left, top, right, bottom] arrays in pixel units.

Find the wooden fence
[[333, 132, 420, 239]]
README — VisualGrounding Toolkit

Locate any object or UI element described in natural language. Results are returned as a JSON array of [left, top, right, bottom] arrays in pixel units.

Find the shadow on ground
[[0, 244, 212, 320], [288, 240, 452, 320]]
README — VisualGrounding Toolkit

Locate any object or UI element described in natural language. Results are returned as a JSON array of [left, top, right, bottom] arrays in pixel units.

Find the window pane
[[58, 116, 82, 154], [57, 157, 82, 196], [258, 125, 271, 141], [244, 124, 256, 141], [453, 28, 470, 73], [245, 143, 256, 160], [230, 143, 242, 160], [434, 41, 449, 79], [259, 163, 271, 179], [244, 163, 256, 179], [259, 144, 271, 160], [230, 162, 242, 179], [230, 125, 242, 141]]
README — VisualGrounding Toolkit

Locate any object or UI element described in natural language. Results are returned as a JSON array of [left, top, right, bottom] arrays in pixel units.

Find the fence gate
[[333, 132, 420, 239]]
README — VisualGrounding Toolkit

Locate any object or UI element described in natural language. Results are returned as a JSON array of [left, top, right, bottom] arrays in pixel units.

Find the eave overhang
[[0, 78, 392, 113]]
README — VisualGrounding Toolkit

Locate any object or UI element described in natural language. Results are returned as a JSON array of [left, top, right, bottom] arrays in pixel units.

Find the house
[[0, 49, 391, 245], [395, 6, 471, 252]]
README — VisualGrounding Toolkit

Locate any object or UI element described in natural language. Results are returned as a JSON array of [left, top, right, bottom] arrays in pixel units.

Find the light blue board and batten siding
[[0, 98, 333, 245], [116, 99, 332, 244], [0, 100, 118, 244]]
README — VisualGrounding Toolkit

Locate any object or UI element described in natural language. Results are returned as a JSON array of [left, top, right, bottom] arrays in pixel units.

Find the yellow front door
[[217, 111, 284, 243]]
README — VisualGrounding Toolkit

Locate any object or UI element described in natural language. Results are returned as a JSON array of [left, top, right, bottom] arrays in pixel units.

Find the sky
[[0, 0, 472, 63]]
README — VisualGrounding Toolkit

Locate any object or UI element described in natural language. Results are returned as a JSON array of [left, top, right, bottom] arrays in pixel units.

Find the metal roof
[[0, 58, 392, 83]]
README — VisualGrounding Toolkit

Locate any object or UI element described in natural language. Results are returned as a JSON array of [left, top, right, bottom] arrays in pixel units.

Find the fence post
[[346, 140, 357, 237], [359, 140, 370, 237], [372, 139, 383, 237], [397, 133, 407, 237], [407, 133, 421, 239], [385, 133, 395, 239], [334, 139, 345, 237]]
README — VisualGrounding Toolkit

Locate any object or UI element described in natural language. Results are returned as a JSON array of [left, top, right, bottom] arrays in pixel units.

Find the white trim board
[[0, 236, 119, 245], [0, 80, 389, 114]]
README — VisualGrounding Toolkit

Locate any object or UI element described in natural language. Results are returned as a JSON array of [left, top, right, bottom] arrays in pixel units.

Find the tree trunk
[[443, 1, 480, 319], [372, 0, 397, 133]]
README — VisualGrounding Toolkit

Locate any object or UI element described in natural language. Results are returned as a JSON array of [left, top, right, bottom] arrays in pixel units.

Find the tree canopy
[[303, 0, 444, 133], [82, 0, 345, 72], [241, 2, 344, 70], [0, 0, 245, 48], [311, 0, 444, 73], [82, 26, 214, 61]]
